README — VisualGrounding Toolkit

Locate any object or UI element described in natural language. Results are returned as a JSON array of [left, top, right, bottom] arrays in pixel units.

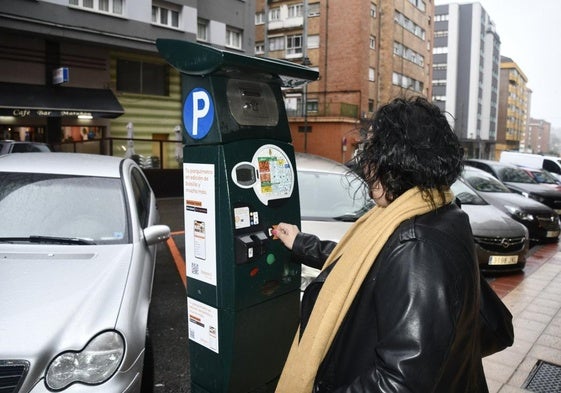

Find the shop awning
[[0, 82, 124, 118]]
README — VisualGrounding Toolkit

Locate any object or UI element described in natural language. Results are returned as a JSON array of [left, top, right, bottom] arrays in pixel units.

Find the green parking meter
[[156, 39, 319, 393]]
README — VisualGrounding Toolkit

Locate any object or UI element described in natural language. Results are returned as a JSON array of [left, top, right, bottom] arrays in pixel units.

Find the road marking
[[167, 233, 186, 288]]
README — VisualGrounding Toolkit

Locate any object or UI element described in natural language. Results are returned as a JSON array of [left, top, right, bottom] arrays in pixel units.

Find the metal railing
[[52, 137, 184, 169]]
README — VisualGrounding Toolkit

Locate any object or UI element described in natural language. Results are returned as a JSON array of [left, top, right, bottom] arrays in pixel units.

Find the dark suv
[[0, 140, 53, 155]]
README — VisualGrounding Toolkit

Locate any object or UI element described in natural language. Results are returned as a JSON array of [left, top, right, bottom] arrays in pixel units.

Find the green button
[[266, 253, 276, 265]]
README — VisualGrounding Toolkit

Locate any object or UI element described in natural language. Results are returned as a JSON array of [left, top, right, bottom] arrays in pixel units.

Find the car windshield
[[463, 171, 511, 193], [530, 170, 559, 185], [0, 173, 129, 245], [498, 167, 537, 183], [298, 170, 374, 221], [451, 180, 486, 205]]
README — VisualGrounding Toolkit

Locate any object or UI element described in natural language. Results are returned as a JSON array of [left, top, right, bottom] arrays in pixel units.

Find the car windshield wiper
[[0, 236, 96, 245]]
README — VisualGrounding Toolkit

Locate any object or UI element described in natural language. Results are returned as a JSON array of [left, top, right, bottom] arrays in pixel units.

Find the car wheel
[[140, 330, 154, 393]]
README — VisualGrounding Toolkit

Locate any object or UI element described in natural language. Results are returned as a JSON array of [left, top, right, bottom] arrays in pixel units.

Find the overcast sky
[[434, 0, 561, 128]]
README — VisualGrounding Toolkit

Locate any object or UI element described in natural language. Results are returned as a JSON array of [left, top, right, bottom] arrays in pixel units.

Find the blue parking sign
[[183, 88, 214, 140]]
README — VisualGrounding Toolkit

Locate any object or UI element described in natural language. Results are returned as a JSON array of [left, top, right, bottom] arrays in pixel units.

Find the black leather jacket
[[293, 203, 489, 393]]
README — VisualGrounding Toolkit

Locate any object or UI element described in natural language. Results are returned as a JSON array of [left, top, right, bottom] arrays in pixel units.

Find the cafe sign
[[2, 109, 94, 118]]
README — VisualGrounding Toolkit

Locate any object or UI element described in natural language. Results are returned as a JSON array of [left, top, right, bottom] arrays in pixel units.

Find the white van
[[499, 151, 561, 177]]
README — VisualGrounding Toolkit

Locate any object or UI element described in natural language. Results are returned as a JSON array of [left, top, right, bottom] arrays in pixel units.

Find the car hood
[[505, 182, 561, 197], [460, 204, 527, 237], [479, 191, 555, 213], [0, 244, 133, 358], [301, 219, 353, 243]]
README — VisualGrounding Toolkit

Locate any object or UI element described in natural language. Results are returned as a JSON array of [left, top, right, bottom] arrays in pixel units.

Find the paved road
[[149, 198, 190, 393]]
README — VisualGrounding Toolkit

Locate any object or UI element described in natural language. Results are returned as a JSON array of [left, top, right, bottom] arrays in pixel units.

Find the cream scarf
[[275, 187, 454, 393]]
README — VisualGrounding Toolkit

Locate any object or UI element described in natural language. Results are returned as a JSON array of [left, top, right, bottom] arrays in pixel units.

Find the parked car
[[462, 165, 560, 244], [0, 153, 170, 392], [295, 153, 374, 291], [518, 166, 561, 189], [0, 140, 53, 154], [451, 178, 529, 272], [465, 159, 561, 214]]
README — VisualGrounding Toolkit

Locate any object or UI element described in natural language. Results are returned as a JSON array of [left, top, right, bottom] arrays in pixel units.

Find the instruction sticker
[[187, 297, 219, 353], [184, 163, 217, 286]]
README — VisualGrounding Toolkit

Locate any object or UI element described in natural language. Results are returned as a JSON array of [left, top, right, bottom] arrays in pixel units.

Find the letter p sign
[[183, 87, 214, 140]]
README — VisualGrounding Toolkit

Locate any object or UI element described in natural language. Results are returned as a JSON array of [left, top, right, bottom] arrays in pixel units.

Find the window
[[288, 4, 303, 18], [308, 2, 320, 16], [307, 34, 320, 49], [269, 7, 281, 21], [255, 43, 265, 54], [69, 0, 124, 15], [131, 168, 152, 228], [434, 14, 449, 22], [369, 35, 376, 50], [255, 11, 265, 25], [306, 100, 319, 113], [408, 0, 426, 12], [394, 42, 424, 67], [368, 99, 374, 112], [394, 11, 425, 40], [392, 72, 423, 92], [226, 27, 242, 50], [286, 34, 302, 56], [269, 36, 284, 51], [370, 3, 377, 18], [116, 59, 168, 96], [369, 68, 376, 82], [152, 4, 179, 28], [197, 19, 208, 41]]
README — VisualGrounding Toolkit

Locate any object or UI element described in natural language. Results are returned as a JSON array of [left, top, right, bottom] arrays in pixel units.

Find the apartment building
[[524, 118, 551, 154], [0, 0, 254, 165], [432, 2, 500, 159], [495, 56, 530, 158], [255, 0, 434, 162]]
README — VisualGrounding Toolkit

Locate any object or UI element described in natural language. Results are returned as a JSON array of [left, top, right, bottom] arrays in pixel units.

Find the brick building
[[255, 0, 434, 162]]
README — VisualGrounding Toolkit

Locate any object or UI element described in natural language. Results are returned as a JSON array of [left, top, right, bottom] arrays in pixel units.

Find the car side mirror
[[143, 225, 171, 246]]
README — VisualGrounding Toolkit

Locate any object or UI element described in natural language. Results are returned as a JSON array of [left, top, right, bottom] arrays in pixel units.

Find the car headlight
[[504, 205, 534, 221], [45, 331, 124, 390]]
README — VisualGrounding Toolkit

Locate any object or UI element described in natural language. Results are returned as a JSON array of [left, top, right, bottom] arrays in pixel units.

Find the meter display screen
[[227, 79, 279, 127], [252, 144, 294, 205]]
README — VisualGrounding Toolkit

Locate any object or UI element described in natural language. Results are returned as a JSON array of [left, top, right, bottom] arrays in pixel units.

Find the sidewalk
[[483, 242, 561, 392]]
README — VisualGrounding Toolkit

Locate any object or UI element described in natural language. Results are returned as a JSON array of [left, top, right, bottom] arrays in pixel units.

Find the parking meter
[[156, 39, 318, 393]]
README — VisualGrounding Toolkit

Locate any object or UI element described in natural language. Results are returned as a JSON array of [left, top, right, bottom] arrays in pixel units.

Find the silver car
[[295, 153, 374, 290], [0, 153, 170, 392]]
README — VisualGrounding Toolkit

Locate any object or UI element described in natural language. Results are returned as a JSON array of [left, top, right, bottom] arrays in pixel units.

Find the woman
[[274, 97, 490, 392]]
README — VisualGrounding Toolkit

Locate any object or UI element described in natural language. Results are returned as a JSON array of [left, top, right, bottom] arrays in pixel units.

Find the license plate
[[489, 255, 518, 265], [547, 230, 560, 238]]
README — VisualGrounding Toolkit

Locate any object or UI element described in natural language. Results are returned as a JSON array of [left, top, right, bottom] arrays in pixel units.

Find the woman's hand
[[272, 222, 300, 250]]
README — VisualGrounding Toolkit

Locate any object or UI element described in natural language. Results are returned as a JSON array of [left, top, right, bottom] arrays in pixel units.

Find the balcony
[[286, 101, 359, 119]]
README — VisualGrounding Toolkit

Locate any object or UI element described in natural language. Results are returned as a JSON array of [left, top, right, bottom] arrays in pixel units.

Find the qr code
[[189, 328, 195, 340], [191, 263, 199, 275]]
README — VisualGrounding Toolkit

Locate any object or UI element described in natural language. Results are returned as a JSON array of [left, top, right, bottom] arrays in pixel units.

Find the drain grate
[[523, 360, 561, 393]]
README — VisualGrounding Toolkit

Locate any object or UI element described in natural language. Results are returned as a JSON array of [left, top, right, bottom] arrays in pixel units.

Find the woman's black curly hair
[[356, 96, 464, 206]]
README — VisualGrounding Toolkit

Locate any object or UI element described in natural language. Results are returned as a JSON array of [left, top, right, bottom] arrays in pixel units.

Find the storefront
[[0, 82, 124, 144]]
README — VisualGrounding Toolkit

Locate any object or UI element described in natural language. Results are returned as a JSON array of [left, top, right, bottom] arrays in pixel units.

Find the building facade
[[255, 0, 434, 162], [524, 118, 551, 154], [432, 2, 500, 159], [0, 0, 255, 167], [495, 56, 530, 159]]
